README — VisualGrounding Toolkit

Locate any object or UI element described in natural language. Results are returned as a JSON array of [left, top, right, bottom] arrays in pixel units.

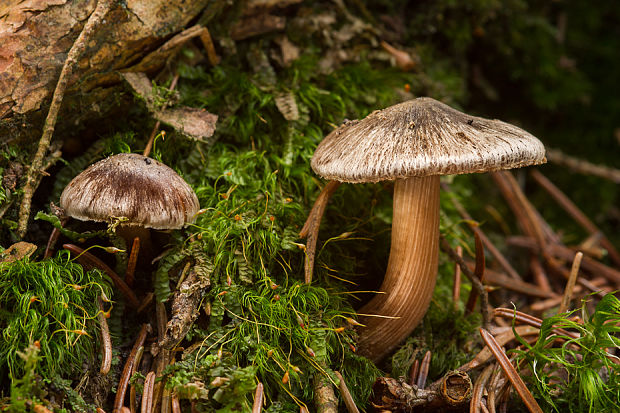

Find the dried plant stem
[[97, 296, 112, 375], [529, 256, 552, 293], [199, 27, 220, 66], [417, 350, 432, 389], [125, 237, 140, 287], [559, 252, 583, 313], [252, 382, 264, 413], [493, 308, 578, 339], [479, 328, 543, 413], [63, 244, 140, 307], [474, 263, 555, 299], [453, 246, 462, 305], [129, 346, 144, 413], [171, 395, 181, 413], [441, 237, 491, 329], [530, 169, 620, 266], [465, 232, 486, 314], [334, 371, 359, 413], [546, 147, 620, 184], [299, 180, 341, 283], [114, 324, 150, 413], [141, 371, 156, 413], [409, 359, 420, 386], [17, 0, 112, 238], [471, 363, 494, 413]]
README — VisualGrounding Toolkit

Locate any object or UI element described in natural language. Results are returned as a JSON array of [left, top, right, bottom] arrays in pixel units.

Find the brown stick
[[313, 371, 338, 413], [171, 395, 181, 413], [470, 262, 555, 299], [417, 351, 432, 389], [546, 147, 620, 184], [125, 237, 140, 287], [129, 346, 144, 413], [334, 371, 360, 413], [479, 328, 543, 413], [252, 382, 264, 413], [17, 0, 113, 238], [97, 296, 112, 375], [471, 363, 494, 413], [530, 169, 620, 267], [63, 244, 140, 307], [529, 256, 552, 293], [199, 27, 220, 66], [465, 232, 486, 313], [452, 246, 462, 305], [409, 359, 420, 386], [141, 371, 156, 413], [114, 324, 150, 413], [299, 180, 341, 284], [493, 308, 578, 339], [559, 252, 583, 314]]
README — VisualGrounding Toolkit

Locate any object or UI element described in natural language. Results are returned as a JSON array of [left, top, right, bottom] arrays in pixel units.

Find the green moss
[[0, 251, 112, 379]]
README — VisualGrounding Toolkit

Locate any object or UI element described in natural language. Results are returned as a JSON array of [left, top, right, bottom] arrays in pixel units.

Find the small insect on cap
[[311, 97, 546, 183], [60, 153, 200, 229]]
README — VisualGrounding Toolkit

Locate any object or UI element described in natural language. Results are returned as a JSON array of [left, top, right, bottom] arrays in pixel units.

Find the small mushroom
[[60, 153, 199, 255], [311, 97, 546, 362]]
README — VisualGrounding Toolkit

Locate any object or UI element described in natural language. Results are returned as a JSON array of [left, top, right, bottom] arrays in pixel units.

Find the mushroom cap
[[60, 153, 200, 229], [311, 97, 546, 183]]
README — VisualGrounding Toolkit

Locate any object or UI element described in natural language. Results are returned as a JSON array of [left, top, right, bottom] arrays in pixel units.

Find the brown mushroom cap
[[311, 97, 546, 183], [60, 153, 199, 229]]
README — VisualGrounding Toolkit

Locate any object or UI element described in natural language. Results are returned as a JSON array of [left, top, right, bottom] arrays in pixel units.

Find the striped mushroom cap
[[60, 153, 199, 229], [311, 97, 546, 183]]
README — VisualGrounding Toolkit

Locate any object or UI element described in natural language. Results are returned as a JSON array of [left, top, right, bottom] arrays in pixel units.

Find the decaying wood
[[371, 370, 472, 411], [160, 261, 211, 350], [314, 371, 338, 413], [0, 0, 211, 122]]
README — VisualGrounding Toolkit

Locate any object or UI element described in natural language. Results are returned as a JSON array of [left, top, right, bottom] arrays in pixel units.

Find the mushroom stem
[[357, 176, 440, 362]]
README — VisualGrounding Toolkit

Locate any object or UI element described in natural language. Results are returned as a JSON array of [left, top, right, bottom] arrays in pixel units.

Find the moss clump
[[0, 251, 112, 379]]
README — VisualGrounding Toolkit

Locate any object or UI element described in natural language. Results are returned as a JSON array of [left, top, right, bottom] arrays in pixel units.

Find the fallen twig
[[371, 370, 472, 410], [125, 237, 140, 288], [17, 0, 113, 238], [334, 371, 359, 413], [252, 382, 264, 413], [114, 324, 150, 413], [97, 296, 112, 375], [546, 147, 620, 184], [465, 232, 486, 314], [453, 246, 463, 305], [559, 252, 583, 313], [479, 328, 543, 413], [299, 180, 341, 283], [471, 363, 494, 413], [417, 350, 432, 389], [141, 371, 156, 413]]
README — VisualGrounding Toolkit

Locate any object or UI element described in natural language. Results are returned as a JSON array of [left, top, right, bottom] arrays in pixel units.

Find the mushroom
[[60, 153, 199, 255], [311, 97, 546, 362]]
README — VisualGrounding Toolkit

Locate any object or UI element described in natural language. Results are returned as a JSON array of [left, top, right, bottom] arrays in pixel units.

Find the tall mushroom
[[60, 153, 199, 255], [311, 97, 546, 362]]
